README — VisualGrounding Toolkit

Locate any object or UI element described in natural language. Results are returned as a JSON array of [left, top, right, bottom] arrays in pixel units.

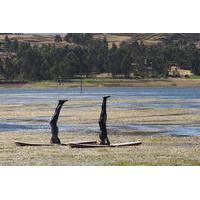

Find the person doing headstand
[[98, 96, 111, 145], [50, 100, 68, 144]]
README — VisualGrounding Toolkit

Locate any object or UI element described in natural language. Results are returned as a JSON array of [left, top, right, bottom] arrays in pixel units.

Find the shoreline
[[1, 82, 200, 165], [1, 78, 200, 88]]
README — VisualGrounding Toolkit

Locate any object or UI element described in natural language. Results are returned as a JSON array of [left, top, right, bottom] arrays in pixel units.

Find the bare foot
[[103, 96, 111, 99], [59, 100, 68, 104]]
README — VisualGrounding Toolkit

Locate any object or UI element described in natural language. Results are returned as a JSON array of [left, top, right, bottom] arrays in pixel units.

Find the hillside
[[1, 33, 200, 49], [1, 33, 200, 82]]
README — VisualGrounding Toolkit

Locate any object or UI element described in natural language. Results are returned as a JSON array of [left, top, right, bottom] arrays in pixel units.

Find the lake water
[[1, 87, 200, 136]]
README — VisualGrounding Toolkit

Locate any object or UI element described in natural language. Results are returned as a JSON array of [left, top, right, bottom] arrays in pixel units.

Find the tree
[[4, 35, 11, 51], [0, 59, 3, 77], [64, 34, 71, 42], [108, 43, 119, 77], [1, 57, 18, 79], [5, 35, 9, 42], [120, 54, 132, 78], [10, 39, 19, 52], [54, 34, 62, 43], [2, 34, 200, 82]]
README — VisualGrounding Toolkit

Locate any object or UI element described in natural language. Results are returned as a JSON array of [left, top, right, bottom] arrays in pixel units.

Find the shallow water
[[1, 87, 200, 136]]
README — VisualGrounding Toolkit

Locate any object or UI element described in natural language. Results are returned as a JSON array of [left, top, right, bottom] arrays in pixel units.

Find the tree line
[[0, 34, 200, 81]]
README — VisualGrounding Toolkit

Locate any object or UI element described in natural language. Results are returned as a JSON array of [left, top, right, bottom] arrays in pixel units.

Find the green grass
[[189, 75, 200, 79], [2, 78, 200, 88], [29, 81, 56, 87]]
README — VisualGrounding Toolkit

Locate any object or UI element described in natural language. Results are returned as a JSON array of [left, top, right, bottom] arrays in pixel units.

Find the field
[[1, 132, 200, 166], [0, 33, 132, 49], [1, 95, 200, 166], [0, 33, 169, 50]]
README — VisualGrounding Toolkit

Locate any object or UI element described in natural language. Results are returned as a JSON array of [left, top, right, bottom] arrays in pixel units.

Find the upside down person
[[98, 96, 111, 145], [49, 100, 68, 144]]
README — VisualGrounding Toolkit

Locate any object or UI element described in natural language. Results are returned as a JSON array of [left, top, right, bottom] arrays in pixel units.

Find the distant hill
[[1, 33, 200, 81], [1, 33, 200, 58], [94, 33, 200, 47], [1, 33, 200, 48]]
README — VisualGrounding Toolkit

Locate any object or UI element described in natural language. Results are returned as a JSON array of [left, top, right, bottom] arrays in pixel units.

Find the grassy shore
[[1, 83, 200, 165], [1, 78, 200, 88], [1, 96, 200, 165], [1, 132, 200, 166]]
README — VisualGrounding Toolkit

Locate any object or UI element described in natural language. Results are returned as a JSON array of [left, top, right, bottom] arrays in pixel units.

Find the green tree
[[54, 34, 62, 43], [1, 57, 18, 79]]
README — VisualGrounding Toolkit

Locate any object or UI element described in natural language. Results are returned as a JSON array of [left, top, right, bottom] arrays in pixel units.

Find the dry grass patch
[[0, 133, 200, 166]]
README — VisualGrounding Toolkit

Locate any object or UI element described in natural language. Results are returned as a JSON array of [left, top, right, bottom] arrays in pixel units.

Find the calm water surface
[[1, 87, 200, 136]]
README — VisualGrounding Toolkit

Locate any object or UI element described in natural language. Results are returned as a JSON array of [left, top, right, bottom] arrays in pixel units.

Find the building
[[168, 66, 193, 78]]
